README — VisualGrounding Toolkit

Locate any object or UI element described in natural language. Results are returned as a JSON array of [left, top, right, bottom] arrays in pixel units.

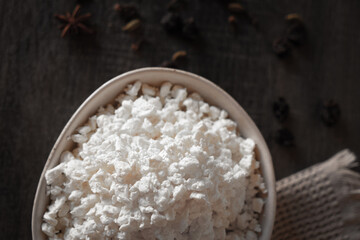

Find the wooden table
[[1, 0, 359, 238]]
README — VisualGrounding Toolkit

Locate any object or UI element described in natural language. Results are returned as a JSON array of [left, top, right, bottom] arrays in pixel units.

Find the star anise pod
[[55, 5, 94, 38]]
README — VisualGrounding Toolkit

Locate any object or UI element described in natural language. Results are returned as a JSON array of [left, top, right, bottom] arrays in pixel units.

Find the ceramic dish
[[32, 67, 276, 239]]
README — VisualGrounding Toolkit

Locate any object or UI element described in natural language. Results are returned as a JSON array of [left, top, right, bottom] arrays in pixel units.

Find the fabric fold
[[272, 149, 359, 240]]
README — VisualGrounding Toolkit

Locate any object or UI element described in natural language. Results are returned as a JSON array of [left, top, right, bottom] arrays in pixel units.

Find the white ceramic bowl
[[32, 67, 276, 239]]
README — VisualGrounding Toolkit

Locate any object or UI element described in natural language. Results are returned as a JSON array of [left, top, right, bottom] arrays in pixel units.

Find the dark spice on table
[[320, 100, 341, 127], [273, 97, 290, 122], [160, 50, 187, 68], [285, 13, 306, 45], [122, 18, 142, 32], [228, 3, 245, 13], [172, 50, 187, 62], [285, 13, 303, 24], [55, 5, 94, 38], [271, 13, 306, 56], [275, 128, 295, 147], [114, 3, 139, 22]]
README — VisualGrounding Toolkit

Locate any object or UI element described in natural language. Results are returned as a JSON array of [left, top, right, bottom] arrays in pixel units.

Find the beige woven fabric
[[272, 149, 360, 240]]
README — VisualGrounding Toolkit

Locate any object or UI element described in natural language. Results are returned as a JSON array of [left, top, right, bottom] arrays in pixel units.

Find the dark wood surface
[[1, 0, 360, 238]]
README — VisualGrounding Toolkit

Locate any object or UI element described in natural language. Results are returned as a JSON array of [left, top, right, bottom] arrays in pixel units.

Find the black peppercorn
[[273, 97, 290, 122], [285, 13, 306, 45], [320, 100, 341, 127], [114, 4, 139, 22]]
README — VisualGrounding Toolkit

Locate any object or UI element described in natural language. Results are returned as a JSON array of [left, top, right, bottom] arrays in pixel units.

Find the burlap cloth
[[272, 149, 360, 240]]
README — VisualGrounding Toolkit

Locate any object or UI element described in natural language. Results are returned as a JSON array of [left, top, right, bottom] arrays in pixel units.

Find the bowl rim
[[32, 67, 276, 239]]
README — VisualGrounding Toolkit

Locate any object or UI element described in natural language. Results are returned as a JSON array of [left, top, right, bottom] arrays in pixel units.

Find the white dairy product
[[42, 81, 266, 240]]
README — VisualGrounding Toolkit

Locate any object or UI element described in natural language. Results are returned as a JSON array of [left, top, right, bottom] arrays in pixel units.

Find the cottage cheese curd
[[42, 81, 266, 240]]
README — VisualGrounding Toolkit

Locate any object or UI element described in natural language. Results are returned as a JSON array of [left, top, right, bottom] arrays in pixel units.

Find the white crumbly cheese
[[42, 81, 266, 240]]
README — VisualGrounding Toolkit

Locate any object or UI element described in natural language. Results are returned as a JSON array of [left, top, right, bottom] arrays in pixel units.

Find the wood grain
[[0, 0, 359, 238]]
